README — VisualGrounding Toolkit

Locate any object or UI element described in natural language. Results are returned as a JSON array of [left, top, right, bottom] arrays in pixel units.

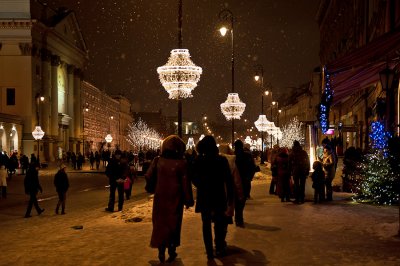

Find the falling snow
[[47, 0, 320, 123]]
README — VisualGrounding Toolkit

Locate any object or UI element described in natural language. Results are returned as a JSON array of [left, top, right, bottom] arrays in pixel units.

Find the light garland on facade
[[157, 49, 202, 99], [319, 66, 333, 134], [220, 93, 246, 120]]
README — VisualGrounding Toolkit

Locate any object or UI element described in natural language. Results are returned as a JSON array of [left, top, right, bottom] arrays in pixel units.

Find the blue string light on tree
[[318, 67, 333, 134], [369, 121, 391, 151]]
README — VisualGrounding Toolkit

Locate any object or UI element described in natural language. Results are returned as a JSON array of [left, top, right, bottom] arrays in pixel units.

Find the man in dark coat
[[192, 136, 234, 259], [24, 162, 44, 218], [234, 139, 256, 227], [289, 140, 310, 203], [105, 150, 126, 212], [54, 164, 69, 214]]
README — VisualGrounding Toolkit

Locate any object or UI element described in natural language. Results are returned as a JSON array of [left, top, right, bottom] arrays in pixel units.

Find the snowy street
[[0, 166, 399, 265]]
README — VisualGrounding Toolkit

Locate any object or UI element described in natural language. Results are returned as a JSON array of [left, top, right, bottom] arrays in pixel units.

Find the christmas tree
[[355, 121, 398, 205]]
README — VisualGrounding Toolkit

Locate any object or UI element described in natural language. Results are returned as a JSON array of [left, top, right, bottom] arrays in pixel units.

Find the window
[[6, 88, 15, 105]]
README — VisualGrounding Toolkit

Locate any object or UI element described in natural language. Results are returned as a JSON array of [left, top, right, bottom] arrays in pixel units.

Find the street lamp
[[218, 9, 246, 146], [105, 133, 113, 151], [157, 0, 202, 138], [82, 104, 89, 158], [253, 64, 268, 164], [32, 126, 45, 164], [33, 94, 45, 164]]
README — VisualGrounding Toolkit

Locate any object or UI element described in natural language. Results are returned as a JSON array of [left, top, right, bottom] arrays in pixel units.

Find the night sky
[[47, 0, 320, 125]]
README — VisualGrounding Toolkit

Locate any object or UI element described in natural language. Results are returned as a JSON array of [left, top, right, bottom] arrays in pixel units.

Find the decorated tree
[[355, 121, 398, 205], [126, 118, 162, 152], [280, 117, 304, 148]]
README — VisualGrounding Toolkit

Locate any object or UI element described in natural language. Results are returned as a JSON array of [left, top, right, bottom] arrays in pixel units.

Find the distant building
[[0, 0, 88, 160]]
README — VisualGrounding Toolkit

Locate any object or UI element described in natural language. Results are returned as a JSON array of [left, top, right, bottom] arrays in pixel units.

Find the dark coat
[[105, 158, 125, 185], [192, 154, 234, 213], [24, 166, 42, 194], [145, 157, 193, 248], [54, 169, 69, 193], [235, 150, 256, 198], [289, 146, 310, 178]]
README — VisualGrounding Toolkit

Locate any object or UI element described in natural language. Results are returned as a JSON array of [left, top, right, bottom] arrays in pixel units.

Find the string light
[[220, 93, 246, 120], [280, 117, 304, 148], [157, 49, 202, 99], [319, 67, 333, 134]]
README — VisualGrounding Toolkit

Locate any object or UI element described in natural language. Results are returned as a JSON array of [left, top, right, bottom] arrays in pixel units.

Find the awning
[[325, 28, 400, 105]]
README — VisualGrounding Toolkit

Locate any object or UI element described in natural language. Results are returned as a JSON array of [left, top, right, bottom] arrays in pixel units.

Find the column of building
[[50, 55, 60, 161], [74, 68, 83, 153], [40, 49, 51, 161], [67, 64, 75, 152]]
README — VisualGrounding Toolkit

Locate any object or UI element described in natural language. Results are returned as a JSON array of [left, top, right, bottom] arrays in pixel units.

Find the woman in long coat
[[273, 148, 292, 202], [145, 135, 194, 263]]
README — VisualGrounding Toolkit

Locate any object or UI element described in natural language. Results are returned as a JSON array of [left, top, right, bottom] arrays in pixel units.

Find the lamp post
[[277, 108, 281, 146], [219, 9, 246, 146], [32, 126, 45, 164], [157, 0, 202, 138], [33, 94, 44, 164], [254, 64, 268, 164], [82, 104, 89, 158]]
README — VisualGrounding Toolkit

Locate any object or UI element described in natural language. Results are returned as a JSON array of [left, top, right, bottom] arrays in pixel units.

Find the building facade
[[0, 0, 88, 161], [81, 81, 120, 153], [316, 0, 400, 151]]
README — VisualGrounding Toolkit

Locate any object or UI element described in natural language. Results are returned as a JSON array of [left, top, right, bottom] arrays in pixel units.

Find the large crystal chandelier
[[157, 49, 202, 100], [220, 93, 246, 120], [254, 115, 273, 132]]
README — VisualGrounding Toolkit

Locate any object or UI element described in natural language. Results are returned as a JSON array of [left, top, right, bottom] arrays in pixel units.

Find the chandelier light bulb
[[157, 49, 202, 100]]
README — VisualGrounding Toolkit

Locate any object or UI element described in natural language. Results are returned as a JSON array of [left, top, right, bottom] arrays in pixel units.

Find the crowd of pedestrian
[[2, 133, 348, 262], [269, 138, 339, 204], [144, 135, 257, 262]]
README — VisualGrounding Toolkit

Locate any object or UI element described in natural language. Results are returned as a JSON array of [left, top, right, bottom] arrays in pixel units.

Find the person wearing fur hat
[[54, 164, 69, 214], [145, 135, 194, 263]]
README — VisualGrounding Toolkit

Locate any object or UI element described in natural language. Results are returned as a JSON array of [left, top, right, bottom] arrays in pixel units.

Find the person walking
[[219, 144, 244, 224], [89, 151, 95, 170], [24, 162, 44, 218], [233, 139, 256, 227], [54, 164, 69, 214], [105, 150, 126, 212], [289, 140, 310, 204], [95, 151, 101, 170], [145, 135, 194, 263], [311, 161, 325, 203], [71, 152, 77, 170], [273, 148, 292, 202], [322, 145, 336, 201], [192, 135, 234, 259]]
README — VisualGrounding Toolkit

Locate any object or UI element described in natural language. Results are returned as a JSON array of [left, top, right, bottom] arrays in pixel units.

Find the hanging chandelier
[[254, 115, 273, 132], [157, 49, 202, 100], [220, 93, 246, 120]]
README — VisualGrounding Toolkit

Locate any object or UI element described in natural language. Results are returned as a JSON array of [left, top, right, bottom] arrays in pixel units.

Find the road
[[0, 168, 147, 221]]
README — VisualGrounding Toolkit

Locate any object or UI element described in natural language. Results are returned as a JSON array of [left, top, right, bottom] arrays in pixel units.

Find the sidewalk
[[0, 163, 399, 265]]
